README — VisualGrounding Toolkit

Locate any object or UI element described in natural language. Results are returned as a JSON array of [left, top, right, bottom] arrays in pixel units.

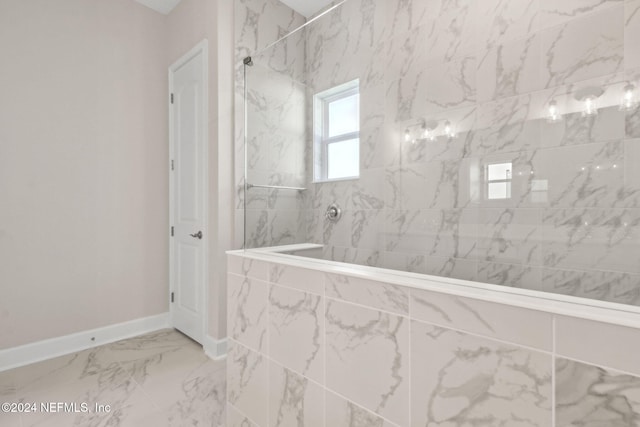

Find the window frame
[[485, 162, 513, 201], [313, 80, 360, 183]]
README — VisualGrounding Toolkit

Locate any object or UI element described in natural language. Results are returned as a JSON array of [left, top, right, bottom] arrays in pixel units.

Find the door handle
[[190, 231, 203, 240]]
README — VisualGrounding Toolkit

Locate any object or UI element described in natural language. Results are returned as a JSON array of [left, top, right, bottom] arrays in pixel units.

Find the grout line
[[228, 401, 260, 427], [322, 272, 327, 427], [552, 315, 556, 427], [554, 353, 640, 379], [408, 313, 412, 427], [266, 276, 271, 427], [324, 296, 410, 319], [329, 295, 552, 354]]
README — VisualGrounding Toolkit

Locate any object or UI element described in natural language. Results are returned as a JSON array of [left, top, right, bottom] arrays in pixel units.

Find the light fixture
[[620, 83, 638, 111], [444, 120, 456, 140], [583, 96, 598, 117], [547, 100, 562, 123], [420, 120, 438, 141], [575, 86, 604, 117]]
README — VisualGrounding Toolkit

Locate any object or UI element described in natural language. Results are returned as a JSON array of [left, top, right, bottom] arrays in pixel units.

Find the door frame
[[168, 39, 209, 343]]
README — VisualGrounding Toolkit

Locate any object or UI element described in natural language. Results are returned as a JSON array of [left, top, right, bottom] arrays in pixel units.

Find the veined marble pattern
[[627, 0, 640, 69], [477, 261, 543, 290], [228, 403, 257, 427], [1, 329, 225, 427], [410, 288, 553, 350], [541, 208, 640, 274], [325, 299, 410, 426], [477, 208, 542, 265], [539, 0, 624, 29], [541, 5, 624, 88], [228, 339, 268, 426], [556, 358, 640, 426], [269, 362, 324, 427], [540, 267, 640, 305], [540, 106, 626, 149], [476, 0, 539, 48], [477, 33, 542, 102], [325, 273, 409, 315], [411, 320, 552, 427], [269, 284, 324, 382], [325, 390, 398, 427], [240, 0, 640, 310], [228, 254, 270, 281], [228, 273, 268, 352], [628, 102, 640, 138]]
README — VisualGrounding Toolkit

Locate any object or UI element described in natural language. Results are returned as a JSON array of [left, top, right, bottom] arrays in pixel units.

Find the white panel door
[[170, 41, 208, 344]]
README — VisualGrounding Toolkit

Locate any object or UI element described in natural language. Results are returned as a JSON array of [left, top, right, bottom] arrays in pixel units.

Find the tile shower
[[241, 0, 640, 307], [231, 0, 640, 426]]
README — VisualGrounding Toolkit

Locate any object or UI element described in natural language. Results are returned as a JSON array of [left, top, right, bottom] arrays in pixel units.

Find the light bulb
[[421, 126, 435, 142], [582, 96, 598, 117], [444, 121, 456, 139], [620, 84, 638, 111], [404, 128, 412, 143], [547, 100, 562, 123]]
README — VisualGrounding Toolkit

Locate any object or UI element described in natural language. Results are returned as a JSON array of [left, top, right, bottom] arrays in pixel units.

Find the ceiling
[[278, 0, 335, 18], [133, 0, 333, 19], [134, 0, 181, 15]]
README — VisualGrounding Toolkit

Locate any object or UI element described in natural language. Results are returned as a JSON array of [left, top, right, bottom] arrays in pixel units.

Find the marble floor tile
[[0, 329, 226, 427]]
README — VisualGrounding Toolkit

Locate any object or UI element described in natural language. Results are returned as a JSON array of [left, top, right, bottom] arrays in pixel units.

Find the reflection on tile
[[556, 358, 640, 427], [325, 390, 398, 427], [531, 140, 629, 208], [269, 362, 324, 427], [269, 285, 324, 382], [325, 299, 409, 426], [411, 320, 552, 427], [540, 107, 626, 149]]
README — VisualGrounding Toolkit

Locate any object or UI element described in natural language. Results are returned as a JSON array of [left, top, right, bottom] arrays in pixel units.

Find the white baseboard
[[0, 313, 170, 372], [203, 335, 227, 360]]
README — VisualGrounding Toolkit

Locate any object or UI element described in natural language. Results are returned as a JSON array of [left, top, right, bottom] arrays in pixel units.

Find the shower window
[[313, 79, 360, 182], [486, 162, 512, 200]]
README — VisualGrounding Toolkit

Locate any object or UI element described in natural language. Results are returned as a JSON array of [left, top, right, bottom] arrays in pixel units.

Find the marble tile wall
[[234, 0, 308, 249], [227, 253, 640, 426], [241, 0, 640, 307]]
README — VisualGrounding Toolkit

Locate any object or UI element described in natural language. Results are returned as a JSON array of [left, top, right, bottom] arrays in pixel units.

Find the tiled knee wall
[[226, 254, 640, 427]]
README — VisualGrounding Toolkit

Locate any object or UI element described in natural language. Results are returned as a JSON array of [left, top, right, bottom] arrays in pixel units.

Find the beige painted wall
[[0, 0, 169, 349]]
